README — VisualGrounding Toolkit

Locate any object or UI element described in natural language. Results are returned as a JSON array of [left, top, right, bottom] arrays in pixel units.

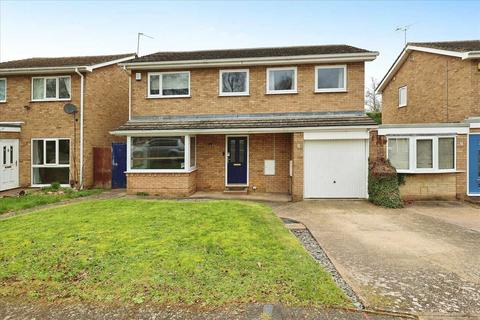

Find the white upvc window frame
[[398, 85, 407, 107], [218, 69, 250, 96], [314, 64, 347, 93], [0, 78, 6, 103], [31, 76, 72, 102], [31, 138, 71, 187], [266, 66, 297, 95], [127, 135, 197, 173], [147, 71, 191, 99], [386, 135, 456, 174]]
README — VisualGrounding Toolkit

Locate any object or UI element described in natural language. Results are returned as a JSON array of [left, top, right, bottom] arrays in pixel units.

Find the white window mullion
[[410, 137, 416, 171], [126, 136, 131, 171], [184, 135, 190, 171], [433, 137, 439, 171], [55, 139, 59, 166], [43, 139, 47, 165]]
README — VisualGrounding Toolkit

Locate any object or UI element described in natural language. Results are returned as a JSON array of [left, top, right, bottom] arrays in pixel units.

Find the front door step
[[224, 186, 248, 194]]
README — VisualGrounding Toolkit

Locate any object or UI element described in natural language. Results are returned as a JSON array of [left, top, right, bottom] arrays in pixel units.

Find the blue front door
[[227, 136, 248, 185], [469, 135, 480, 194], [112, 142, 127, 189]]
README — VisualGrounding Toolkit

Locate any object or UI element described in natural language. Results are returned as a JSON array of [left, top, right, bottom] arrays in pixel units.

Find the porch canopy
[[111, 111, 377, 136]]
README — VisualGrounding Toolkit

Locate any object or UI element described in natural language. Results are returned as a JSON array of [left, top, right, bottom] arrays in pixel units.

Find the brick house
[[111, 45, 378, 200], [376, 40, 480, 200], [0, 53, 135, 191]]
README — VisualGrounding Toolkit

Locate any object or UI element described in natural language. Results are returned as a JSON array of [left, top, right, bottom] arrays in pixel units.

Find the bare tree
[[365, 77, 382, 112]]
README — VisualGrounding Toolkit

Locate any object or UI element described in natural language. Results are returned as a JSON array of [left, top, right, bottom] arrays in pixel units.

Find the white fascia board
[[378, 125, 468, 136], [464, 51, 480, 60], [304, 129, 369, 140], [406, 45, 465, 58], [120, 52, 379, 70], [376, 48, 409, 93], [469, 122, 480, 128], [90, 55, 136, 70], [110, 125, 378, 136], [0, 66, 90, 76]]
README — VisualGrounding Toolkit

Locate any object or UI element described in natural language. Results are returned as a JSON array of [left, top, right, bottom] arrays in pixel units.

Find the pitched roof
[[112, 112, 376, 133], [0, 53, 135, 69], [408, 40, 480, 53], [377, 40, 480, 93], [127, 45, 376, 64]]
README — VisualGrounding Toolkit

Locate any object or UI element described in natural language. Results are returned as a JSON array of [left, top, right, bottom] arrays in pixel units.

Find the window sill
[[147, 95, 191, 99], [219, 93, 250, 97], [0, 101, 6, 103], [265, 91, 297, 95], [398, 104, 407, 108], [315, 89, 347, 93], [396, 169, 457, 174], [31, 98, 71, 103], [127, 168, 197, 174], [31, 184, 70, 188]]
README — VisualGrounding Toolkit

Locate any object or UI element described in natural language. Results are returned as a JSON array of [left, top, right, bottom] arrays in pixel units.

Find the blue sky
[[0, 0, 479, 83]]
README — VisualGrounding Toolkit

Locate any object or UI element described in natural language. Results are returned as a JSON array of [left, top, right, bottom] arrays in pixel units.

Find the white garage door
[[304, 139, 367, 198]]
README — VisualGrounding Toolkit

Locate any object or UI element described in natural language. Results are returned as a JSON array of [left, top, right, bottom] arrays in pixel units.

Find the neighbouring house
[[0, 53, 135, 191], [375, 40, 480, 200], [111, 45, 379, 200]]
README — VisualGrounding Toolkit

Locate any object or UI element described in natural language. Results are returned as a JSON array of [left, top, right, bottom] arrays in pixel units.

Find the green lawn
[[0, 199, 348, 307], [0, 188, 102, 214]]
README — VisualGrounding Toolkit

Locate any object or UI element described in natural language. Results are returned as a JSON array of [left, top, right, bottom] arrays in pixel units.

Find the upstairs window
[[32, 76, 71, 101], [315, 65, 346, 92], [0, 78, 6, 102], [219, 69, 249, 96], [148, 72, 190, 98], [398, 86, 407, 107], [266, 67, 297, 94]]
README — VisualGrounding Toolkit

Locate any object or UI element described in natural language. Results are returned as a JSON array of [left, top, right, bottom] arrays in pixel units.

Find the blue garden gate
[[111, 142, 127, 189]]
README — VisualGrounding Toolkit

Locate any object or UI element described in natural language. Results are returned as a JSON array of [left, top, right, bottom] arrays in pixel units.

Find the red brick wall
[[126, 171, 197, 196], [131, 63, 365, 117]]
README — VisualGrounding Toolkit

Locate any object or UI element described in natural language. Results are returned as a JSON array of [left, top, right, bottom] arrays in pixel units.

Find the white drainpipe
[[75, 68, 84, 189]]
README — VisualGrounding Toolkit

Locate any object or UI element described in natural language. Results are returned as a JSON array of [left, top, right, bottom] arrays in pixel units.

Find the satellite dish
[[64, 103, 78, 114]]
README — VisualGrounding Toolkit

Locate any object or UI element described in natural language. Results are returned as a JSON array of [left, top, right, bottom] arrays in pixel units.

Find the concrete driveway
[[271, 200, 480, 316]]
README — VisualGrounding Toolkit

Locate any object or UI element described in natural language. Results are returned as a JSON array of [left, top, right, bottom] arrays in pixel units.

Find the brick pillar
[[369, 129, 386, 163], [291, 132, 304, 201], [455, 134, 467, 199]]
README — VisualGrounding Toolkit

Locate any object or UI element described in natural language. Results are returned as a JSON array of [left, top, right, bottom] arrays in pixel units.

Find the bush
[[367, 112, 382, 124], [41, 182, 61, 192], [368, 159, 403, 208]]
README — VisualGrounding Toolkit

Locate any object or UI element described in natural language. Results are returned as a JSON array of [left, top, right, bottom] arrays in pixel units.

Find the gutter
[[75, 68, 85, 189], [120, 52, 379, 70], [0, 66, 91, 76]]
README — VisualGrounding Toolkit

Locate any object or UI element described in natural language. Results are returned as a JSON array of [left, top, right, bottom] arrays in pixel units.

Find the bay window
[[32, 76, 71, 101], [148, 72, 190, 98], [129, 135, 197, 172], [315, 65, 346, 92], [387, 136, 455, 173], [32, 139, 70, 186]]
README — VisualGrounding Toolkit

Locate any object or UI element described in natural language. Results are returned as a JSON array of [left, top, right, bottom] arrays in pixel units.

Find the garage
[[304, 133, 368, 198]]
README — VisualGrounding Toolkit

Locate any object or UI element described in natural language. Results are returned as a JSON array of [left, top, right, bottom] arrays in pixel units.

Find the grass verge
[[0, 188, 103, 214]]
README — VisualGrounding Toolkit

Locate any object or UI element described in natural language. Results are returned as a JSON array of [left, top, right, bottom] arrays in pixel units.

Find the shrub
[[367, 112, 382, 124], [42, 182, 61, 192], [368, 159, 403, 208]]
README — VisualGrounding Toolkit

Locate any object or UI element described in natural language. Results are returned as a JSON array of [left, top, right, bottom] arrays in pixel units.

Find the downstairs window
[[387, 136, 455, 173], [32, 139, 70, 185], [130, 135, 196, 171]]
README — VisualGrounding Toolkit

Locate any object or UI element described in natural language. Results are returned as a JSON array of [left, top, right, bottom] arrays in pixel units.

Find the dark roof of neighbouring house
[[0, 53, 135, 69], [127, 45, 376, 63], [113, 112, 377, 132], [408, 40, 480, 52]]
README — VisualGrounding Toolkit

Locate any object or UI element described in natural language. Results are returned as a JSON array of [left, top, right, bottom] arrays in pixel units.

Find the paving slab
[[271, 200, 480, 315]]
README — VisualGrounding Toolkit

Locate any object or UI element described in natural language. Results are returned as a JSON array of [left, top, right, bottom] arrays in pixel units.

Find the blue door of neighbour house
[[227, 136, 248, 185], [468, 135, 480, 194], [112, 142, 127, 189]]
